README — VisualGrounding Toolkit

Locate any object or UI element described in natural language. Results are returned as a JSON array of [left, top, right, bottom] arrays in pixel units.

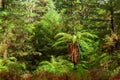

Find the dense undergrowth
[[0, 56, 120, 80]]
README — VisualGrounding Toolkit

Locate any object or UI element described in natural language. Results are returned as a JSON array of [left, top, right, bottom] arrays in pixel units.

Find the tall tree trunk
[[0, 0, 5, 10], [3, 49, 7, 59], [0, 0, 2, 7], [110, 8, 114, 32], [110, 1, 114, 32], [3, 43, 8, 59]]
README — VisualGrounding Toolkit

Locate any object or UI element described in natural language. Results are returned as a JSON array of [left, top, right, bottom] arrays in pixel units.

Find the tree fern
[[53, 31, 97, 53]]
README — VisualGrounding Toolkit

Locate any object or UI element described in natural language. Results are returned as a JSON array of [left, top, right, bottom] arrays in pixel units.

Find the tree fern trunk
[[69, 42, 78, 65]]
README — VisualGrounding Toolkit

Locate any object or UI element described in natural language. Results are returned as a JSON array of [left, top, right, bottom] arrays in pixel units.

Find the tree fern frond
[[57, 36, 71, 41], [53, 32, 72, 47], [77, 32, 97, 38], [83, 38, 94, 43], [52, 40, 67, 47], [54, 32, 72, 39]]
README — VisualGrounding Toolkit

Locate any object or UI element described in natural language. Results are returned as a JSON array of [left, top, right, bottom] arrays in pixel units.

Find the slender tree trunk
[[110, 8, 114, 32], [0, 0, 2, 7], [3, 49, 7, 59], [3, 43, 8, 59], [110, 1, 114, 32], [0, 0, 4, 10], [0, 0, 5, 10]]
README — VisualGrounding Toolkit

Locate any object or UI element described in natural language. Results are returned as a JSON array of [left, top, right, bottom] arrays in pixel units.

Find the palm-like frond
[[53, 33, 72, 47], [76, 32, 97, 39], [53, 31, 97, 56], [54, 33, 72, 39], [52, 40, 68, 47]]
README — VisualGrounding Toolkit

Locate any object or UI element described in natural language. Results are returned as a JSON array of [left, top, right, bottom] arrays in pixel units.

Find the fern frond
[[39, 61, 55, 69], [57, 36, 70, 41], [53, 32, 72, 47], [79, 40, 89, 49], [83, 38, 94, 43], [77, 32, 97, 38], [52, 40, 67, 47], [54, 32, 72, 39]]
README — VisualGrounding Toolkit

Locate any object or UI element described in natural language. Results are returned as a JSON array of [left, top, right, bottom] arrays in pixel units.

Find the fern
[[34, 56, 74, 75], [0, 57, 26, 74], [54, 33, 72, 39]]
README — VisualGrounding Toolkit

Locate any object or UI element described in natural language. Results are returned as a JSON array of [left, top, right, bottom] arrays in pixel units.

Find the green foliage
[[69, 64, 90, 80], [0, 0, 120, 80], [34, 56, 74, 75], [53, 30, 98, 54], [0, 57, 26, 74], [32, 4, 63, 56], [0, 58, 8, 72]]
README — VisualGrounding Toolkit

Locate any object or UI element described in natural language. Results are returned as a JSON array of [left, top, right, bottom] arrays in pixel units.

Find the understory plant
[[0, 57, 26, 74], [34, 56, 74, 75], [53, 29, 98, 65], [33, 56, 92, 80]]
